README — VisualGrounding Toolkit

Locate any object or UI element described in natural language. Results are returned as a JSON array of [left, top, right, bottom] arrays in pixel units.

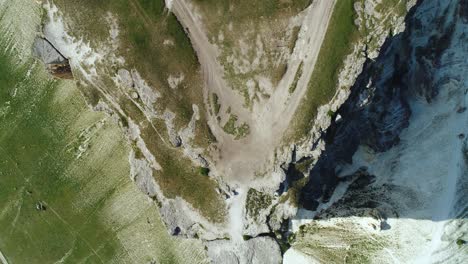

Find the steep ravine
[[285, 0, 468, 262]]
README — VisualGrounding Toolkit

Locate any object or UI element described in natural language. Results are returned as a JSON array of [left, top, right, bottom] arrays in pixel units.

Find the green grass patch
[[289, 61, 303, 93], [0, 41, 206, 263], [245, 188, 273, 220], [199, 167, 210, 176], [212, 93, 221, 115], [53, 0, 210, 142], [50, 0, 226, 221], [141, 124, 226, 223], [287, 0, 359, 140], [223, 115, 238, 135], [223, 114, 250, 140]]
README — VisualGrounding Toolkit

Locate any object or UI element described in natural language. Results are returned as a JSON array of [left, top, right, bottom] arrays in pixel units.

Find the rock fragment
[[33, 37, 73, 79]]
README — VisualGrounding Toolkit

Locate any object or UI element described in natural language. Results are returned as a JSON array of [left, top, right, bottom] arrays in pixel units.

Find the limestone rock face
[[206, 237, 282, 264], [290, 0, 468, 263], [33, 37, 73, 79], [300, 0, 443, 209]]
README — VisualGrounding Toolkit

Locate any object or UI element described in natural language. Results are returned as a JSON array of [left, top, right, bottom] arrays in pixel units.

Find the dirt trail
[[171, 0, 251, 141], [171, 0, 337, 184]]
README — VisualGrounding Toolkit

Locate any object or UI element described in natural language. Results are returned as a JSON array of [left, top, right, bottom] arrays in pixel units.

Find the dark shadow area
[[286, 0, 468, 223]]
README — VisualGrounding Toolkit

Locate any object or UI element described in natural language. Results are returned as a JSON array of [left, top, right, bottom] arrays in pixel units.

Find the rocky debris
[[128, 141, 227, 241], [33, 37, 73, 79], [117, 69, 133, 88], [35, 201, 46, 211], [131, 70, 160, 112], [115, 69, 160, 117], [158, 197, 224, 240], [205, 236, 282, 264], [305, 166, 398, 225], [268, 200, 297, 233], [163, 110, 182, 147], [345, 167, 376, 191], [167, 73, 185, 89], [243, 188, 275, 237], [178, 104, 210, 168], [129, 151, 159, 199]]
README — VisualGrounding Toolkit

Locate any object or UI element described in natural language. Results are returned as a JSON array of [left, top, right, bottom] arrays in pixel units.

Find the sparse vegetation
[[142, 125, 226, 222], [199, 167, 210, 176], [193, 0, 312, 105], [245, 188, 273, 220], [288, 0, 359, 139], [223, 114, 250, 140], [295, 158, 314, 174], [293, 221, 389, 263], [52, 0, 226, 222], [223, 115, 238, 134], [243, 234, 253, 241], [193, 0, 311, 22], [53, 0, 213, 141], [212, 92, 221, 115], [457, 238, 466, 246], [289, 61, 304, 93], [289, 26, 302, 53]]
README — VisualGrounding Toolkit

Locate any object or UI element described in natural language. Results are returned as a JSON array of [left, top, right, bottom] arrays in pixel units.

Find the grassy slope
[[0, 1, 208, 263], [288, 0, 358, 140], [52, 0, 206, 137], [0, 50, 207, 264], [293, 221, 389, 263], [288, 0, 410, 140], [51, 0, 226, 222]]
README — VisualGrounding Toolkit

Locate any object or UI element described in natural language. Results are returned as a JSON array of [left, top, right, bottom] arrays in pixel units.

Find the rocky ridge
[[29, 0, 438, 263], [286, 0, 468, 262]]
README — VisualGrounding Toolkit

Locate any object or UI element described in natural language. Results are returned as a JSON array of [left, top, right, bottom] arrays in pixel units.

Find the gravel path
[[172, 0, 337, 184]]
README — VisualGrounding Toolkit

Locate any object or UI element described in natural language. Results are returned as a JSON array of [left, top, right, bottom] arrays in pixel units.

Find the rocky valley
[[0, 0, 466, 263]]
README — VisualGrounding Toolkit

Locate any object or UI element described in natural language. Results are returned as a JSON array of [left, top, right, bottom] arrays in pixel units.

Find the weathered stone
[[33, 38, 73, 79]]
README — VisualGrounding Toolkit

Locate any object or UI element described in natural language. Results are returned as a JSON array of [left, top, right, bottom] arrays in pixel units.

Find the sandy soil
[[172, 0, 337, 185]]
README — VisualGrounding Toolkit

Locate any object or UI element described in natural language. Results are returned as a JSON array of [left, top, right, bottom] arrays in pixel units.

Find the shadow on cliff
[[286, 0, 468, 223]]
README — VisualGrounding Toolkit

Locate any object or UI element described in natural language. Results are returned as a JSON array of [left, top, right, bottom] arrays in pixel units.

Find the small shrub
[[199, 167, 210, 176]]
